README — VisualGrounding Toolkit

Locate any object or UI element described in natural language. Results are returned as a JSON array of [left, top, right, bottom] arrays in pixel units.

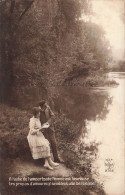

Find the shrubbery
[[64, 72, 119, 87], [0, 104, 31, 158]]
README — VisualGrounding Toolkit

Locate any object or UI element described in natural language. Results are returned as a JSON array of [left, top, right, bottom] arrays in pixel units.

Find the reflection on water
[[54, 86, 112, 123], [55, 72, 125, 195]]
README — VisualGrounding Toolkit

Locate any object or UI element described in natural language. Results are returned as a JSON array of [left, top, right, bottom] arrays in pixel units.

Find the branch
[[10, 0, 15, 13]]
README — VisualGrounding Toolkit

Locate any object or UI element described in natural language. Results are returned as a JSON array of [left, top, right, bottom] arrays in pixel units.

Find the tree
[[0, 0, 112, 106], [0, 0, 35, 102]]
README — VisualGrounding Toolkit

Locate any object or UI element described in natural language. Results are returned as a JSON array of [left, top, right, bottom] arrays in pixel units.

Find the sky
[[90, 0, 125, 61]]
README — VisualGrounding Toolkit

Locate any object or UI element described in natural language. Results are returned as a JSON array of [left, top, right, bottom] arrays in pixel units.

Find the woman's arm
[[30, 119, 39, 135]]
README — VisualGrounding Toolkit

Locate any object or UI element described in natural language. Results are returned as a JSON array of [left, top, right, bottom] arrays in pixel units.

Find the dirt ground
[[9, 158, 73, 178]]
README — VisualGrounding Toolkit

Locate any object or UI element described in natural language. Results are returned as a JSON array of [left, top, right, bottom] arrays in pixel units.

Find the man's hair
[[32, 107, 40, 117], [39, 100, 46, 107]]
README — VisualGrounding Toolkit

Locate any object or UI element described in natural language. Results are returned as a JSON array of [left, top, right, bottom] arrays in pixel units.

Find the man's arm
[[45, 105, 55, 125]]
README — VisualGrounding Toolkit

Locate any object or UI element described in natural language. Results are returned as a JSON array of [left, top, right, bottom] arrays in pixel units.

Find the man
[[39, 100, 63, 163]]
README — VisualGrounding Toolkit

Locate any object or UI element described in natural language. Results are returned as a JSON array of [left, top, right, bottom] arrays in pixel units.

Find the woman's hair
[[32, 107, 40, 117], [39, 100, 46, 107]]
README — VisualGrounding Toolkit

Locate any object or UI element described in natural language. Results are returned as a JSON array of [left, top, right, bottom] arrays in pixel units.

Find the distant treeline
[[109, 60, 125, 72]]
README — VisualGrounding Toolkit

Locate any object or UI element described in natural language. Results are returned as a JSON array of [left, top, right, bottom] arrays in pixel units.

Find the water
[[85, 72, 125, 195], [55, 72, 125, 195]]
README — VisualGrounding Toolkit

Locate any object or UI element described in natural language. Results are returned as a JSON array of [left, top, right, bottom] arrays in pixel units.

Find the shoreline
[[0, 104, 105, 195], [63, 75, 119, 87]]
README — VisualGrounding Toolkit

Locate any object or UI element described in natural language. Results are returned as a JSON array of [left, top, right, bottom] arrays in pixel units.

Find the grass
[[0, 104, 31, 159]]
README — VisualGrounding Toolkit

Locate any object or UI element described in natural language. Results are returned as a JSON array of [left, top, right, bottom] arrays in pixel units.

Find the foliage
[[110, 60, 125, 72], [0, 0, 112, 106], [65, 71, 118, 87], [0, 104, 31, 158]]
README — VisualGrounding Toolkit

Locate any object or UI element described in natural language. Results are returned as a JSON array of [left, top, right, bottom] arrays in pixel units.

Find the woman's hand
[[41, 122, 50, 129], [39, 123, 49, 132]]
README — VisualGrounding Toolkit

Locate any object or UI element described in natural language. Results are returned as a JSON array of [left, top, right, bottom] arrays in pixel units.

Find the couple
[[27, 100, 63, 170]]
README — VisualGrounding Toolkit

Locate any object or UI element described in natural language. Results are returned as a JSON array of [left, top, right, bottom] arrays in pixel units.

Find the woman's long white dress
[[27, 117, 50, 159]]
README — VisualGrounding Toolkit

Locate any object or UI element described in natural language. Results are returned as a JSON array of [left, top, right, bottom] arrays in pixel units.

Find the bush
[[0, 104, 31, 159]]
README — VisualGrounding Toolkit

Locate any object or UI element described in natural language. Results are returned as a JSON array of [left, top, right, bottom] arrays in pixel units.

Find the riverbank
[[64, 72, 119, 87], [0, 104, 105, 195]]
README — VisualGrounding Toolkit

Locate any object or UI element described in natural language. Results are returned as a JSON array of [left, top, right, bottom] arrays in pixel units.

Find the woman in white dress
[[27, 107, 59, 170]]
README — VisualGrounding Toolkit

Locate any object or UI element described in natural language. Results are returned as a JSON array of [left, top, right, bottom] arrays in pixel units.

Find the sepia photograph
[[0, 0, 125, 195]]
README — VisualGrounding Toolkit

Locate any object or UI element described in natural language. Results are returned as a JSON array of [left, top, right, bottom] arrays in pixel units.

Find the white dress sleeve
[[29, 118, 39, 135]]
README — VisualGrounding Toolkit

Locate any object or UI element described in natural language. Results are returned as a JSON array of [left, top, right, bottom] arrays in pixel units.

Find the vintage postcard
[[0, 0, 125, 195]]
